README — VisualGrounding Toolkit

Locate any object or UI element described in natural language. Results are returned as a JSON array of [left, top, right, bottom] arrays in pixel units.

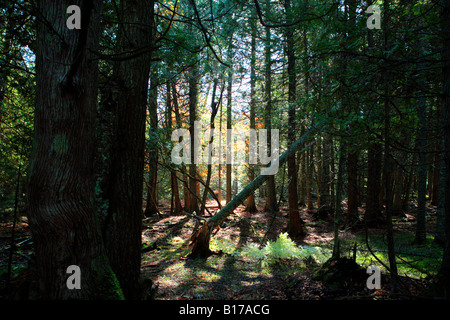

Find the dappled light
[[1, 0, 450, 305]]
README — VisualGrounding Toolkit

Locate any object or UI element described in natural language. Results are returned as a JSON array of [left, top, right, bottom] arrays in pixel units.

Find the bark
[[332, 138, 345, 258], [285, 0, 304, 238], [187, 62, 199, 213], [200, 78, 219, 216], [172, 81, 190, 211], [303, 27, 314, 213], [145, 74, 159, 217], [346, 150, 358, 223], [306, 146, 315, 212], [168, 82, 182, 215], [415, 63, 428, 245], [245, 9, 258, 213], [226, 57, 233, 204], [435, 138, 446, 246], [28, 0, 123, 299], [434, 0, 450, 295], [382, 0, 398, 291], [318, 135, 331, 209], [263, 11, 278, 213], [101, 0, 155, 299], [365, 142, 383, 226]]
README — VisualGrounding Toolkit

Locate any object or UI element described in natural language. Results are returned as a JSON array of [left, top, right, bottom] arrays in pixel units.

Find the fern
[[239, 233, 323, 267]]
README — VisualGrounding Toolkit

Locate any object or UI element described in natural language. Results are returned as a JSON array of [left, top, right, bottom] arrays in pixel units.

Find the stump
[[187, 223, 214, 259], [313, 257, 367, 289]]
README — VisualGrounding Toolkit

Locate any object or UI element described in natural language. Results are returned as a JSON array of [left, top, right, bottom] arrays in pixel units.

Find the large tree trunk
[[434, 0, 450, 295], [28, 0, 123, 299], [101, 0, 155, 299]]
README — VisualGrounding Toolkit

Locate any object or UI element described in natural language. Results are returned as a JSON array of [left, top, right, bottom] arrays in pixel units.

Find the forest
[[1, 0, 450, 303]]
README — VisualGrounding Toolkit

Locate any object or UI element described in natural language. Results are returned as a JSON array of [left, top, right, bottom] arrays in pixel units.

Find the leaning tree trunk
[[188, 119, 326, 258], [28, 0, 123, 299]]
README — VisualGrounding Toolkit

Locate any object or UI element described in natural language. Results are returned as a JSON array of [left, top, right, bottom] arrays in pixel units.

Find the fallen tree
[[187, 119, 327, 258]]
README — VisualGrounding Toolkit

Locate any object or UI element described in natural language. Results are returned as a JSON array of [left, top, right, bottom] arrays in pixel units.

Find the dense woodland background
[[1, 0, 450, 301]]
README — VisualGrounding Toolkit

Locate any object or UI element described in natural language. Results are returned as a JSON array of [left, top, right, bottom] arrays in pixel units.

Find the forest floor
[[0, 199, 444, 300], [140, 200, 442, 300]]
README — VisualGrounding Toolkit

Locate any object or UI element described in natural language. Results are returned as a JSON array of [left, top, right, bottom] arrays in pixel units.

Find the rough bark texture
[[346, 150, 358, 223], [145, 75, 159, 217], [28, 0, 123, 299], [245, 10, 258, 213], [186, 37, 200, 213], [285, 0, 304, 239], [102, 0, 155, 299], [434, 0, 450, 296], [365, 142, 383, 226], [263, 14, 278, 213]]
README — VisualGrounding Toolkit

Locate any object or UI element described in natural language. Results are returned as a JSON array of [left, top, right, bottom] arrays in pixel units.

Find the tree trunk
[[263, 11, 278, 213], [168, 82, 182, 215], [245, 9, 258, 213], [285, 0, 304, 238], [226, 54, 233, 205], [28, 0, 123, 299], [318, 135, 331, 209], [435, 137, 446, 246], [434, 0, 450, 295], [306, 146, 315, 212], [101, 0, 155, 299], [365, 142, 383, 226], [187, 62, 199, 213], [415, 64, 428, 245], [347, 150, 358, 223], [332, 138, 345, 258], [145, 74, 159, 217], [382, 0, 399, 291], [200, 78, 219, 216]]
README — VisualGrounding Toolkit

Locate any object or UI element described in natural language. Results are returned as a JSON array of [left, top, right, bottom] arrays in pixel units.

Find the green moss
[[91, 256, 125, 300], [51, 133, 69, 154]]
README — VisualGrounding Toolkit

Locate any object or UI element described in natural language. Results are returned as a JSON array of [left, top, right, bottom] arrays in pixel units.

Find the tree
[[145, 70, 160, 217], [284, 0, 304, 239], [433, 0, 450, 296], [100, 0, 155, 299], [245, 8, 258, 213], [27, 0, 123, 299], [262, 0, 278, 213]]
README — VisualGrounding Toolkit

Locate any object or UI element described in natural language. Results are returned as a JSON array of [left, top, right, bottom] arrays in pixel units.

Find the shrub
[[239, 233, 322, 267]]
